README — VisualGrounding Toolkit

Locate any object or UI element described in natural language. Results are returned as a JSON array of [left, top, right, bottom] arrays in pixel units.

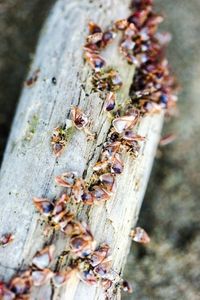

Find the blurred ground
[[0, 0, 54, 162], [0, 0, 200, 299]]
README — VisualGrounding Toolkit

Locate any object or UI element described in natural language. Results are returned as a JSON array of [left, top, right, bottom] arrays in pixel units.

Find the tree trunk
[[0, 0, 164, 299]]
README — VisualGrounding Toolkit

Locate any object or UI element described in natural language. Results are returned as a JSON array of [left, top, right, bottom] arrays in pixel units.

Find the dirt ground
[[0, 1, 200, 299], [0, 0, 54, 162]]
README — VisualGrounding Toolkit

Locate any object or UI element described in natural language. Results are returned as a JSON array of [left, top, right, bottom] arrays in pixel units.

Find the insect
[[93, 160, 109, 172], [71, 106, 95, 139], [121, 130, 145, 142], [87, 22, 116, 50], [115, 19, 129, 31], [88, 22, 102, 34], [89, 243, 110, 267], [110, 153, 124, 174], [92, 68, 122, 92], [101, 30, 116, 48], [84, 51, 106, 71], [69, 223, 96, 258], [103, 92, 116, 112], [55, 171, 77, 188], [71, 106, 89, 130], [86, 32, 103, 44], [51, 126, 68, 157], [0, 282, 16, 299], [32, 245, 55, 270], [33, 194, 74, 232], [101, 141, 121, 160], [130, 227, 150, 244], [120, 280, 133, 293], [84, 22, 118, 73], [112, 115, 139, 134], [127, 8, 150, 28], [90, 185, 111, 202], [9, 270, 32, 296], [0, 233, 14, 247], [24, 69, 40, 87], [70, 178, 86, 203], [32, 269, 54, 286], [33, 197, 54, 217], [99, 173, 116, 193]]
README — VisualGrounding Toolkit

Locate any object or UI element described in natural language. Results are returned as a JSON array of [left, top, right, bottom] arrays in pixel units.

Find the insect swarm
[[56, 0, 176, 294], [0, 245, 55, 299], [32, 191, 133, 294], [35, 203, 132, 293]]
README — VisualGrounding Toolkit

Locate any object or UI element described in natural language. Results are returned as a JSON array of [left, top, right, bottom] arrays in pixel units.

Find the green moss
[[10, 141, 17, 153], [63, 126, 75, 142], [24, 114, 39, 142]]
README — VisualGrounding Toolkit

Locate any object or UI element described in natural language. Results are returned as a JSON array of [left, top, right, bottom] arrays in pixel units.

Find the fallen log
[[0, 0, 164, 299]]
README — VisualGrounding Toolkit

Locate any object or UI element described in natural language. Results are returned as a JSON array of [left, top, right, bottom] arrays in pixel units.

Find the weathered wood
[[0, 0, 164, 299]]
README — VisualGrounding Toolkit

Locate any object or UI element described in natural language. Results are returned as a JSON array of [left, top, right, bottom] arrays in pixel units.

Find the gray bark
[[0, 0, 164, 299]]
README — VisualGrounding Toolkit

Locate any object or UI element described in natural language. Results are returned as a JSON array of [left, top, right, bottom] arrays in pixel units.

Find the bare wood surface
[[0, 0, 164, 299]]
